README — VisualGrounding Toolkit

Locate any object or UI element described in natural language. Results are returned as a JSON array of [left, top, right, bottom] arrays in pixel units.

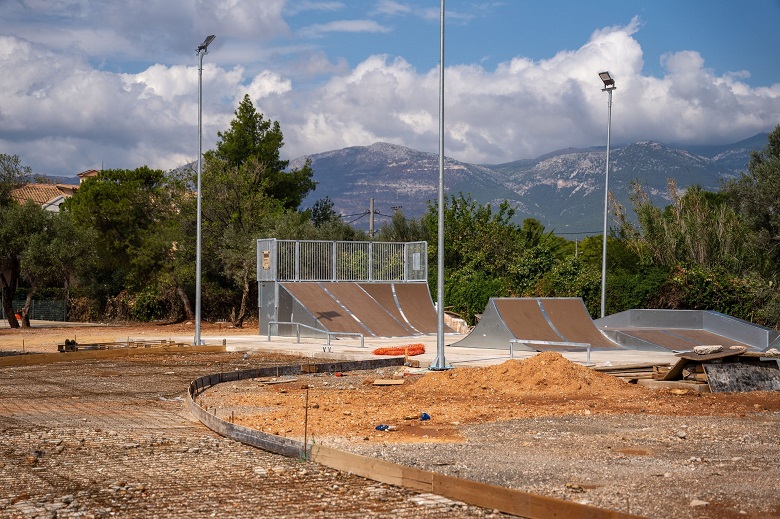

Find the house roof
[[10, 183, 79, 207], [77, 169, 100, 182]]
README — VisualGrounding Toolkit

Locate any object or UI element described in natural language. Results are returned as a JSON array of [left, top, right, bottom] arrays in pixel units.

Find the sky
[[1, 0, 780, 178]]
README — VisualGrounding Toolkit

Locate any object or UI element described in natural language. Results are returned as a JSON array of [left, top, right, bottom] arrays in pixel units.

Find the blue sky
[[1, 0, 779, 178]]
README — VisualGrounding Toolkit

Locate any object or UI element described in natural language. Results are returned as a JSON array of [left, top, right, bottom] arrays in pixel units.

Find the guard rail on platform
[[267, 321, 365, 348]]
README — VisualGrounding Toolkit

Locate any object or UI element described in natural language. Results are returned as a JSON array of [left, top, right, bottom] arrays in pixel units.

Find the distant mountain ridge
[[291, 134, 767, 234]]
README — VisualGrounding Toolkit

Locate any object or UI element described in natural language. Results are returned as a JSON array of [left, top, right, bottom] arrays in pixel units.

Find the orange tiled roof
[[11, 184, 67, 206]]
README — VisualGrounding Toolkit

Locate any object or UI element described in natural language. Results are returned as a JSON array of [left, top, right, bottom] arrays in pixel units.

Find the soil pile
[[410, 351, 638, 397]]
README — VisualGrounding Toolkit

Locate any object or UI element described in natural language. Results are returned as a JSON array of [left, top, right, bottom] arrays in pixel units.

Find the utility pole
[[369, 198, 375, 237]]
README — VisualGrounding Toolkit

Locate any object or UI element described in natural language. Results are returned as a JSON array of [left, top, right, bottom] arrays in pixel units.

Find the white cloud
[[299, 20, 392, 38], [1, 14, 779, 178]]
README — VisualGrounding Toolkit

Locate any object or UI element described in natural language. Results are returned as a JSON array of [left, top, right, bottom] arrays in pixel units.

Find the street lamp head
[[599, 71, 616, 90], [197, 35, 216, 53]]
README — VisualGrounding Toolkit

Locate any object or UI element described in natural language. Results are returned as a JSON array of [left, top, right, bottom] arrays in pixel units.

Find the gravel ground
[[341, 414, 780, 519], [0, 352, 502, 518], [3, 325, 780, 519], [199, 358, 780, 519]]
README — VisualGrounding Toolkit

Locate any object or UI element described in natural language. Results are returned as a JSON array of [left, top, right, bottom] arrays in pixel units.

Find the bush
[[131, 289, 167, 322], [444, 271, 508, 325]]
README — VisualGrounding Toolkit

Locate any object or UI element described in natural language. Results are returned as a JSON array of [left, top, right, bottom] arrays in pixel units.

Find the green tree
[[0, 155, 34, 326], [0, 203, 44, 326], [18, 211, 95, 326], [724, 125, 780, 280], [617, 180, 747, 271], [309, 196, 339, 228], [64, 166, 187, 304], [206, 94, 315, 210], [376, 210, 427, 242], [0, 153, 31, 206]]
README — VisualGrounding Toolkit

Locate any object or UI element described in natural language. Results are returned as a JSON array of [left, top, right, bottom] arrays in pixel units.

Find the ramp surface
[[595, 309, 771, 352], [494, 299, 561, 342], [278, 282, 445, 337], [324, 283, 413, 337], [454, 298, 619, 351], [282, 283, 367, 334], [359, 283, 420, 334], [393, 283, 453, 334], [541, 298, 620, 348]]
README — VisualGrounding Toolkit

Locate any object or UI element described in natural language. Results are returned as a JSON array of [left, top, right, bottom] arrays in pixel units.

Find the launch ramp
[[454, 298, 621, 351]]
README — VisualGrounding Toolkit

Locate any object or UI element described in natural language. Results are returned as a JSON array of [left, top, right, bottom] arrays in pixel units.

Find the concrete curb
[[187, 357, 407, 458]]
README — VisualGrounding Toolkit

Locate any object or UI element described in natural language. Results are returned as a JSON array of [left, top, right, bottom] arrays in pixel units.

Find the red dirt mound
[[409, 351, 638, 397]]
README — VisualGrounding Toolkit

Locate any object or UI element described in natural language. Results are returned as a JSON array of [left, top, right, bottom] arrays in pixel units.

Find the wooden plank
[[593, 363, 667, 372], [675, 346, 746, 362], [704, 360, 780, 393], [372, 379, 405, 386], [309, 445, 432, 492], [638, 379, 710, 392], [433, 471, 640, 519], [310, 444, 642, 518]]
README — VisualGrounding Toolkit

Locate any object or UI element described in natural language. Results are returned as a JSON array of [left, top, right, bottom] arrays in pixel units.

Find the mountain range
[[290, 133, 768, 235]]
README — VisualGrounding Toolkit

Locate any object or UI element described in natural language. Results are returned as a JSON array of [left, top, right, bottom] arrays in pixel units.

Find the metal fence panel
[[0, 300, 67, 321], [257, 239, 427, 282]]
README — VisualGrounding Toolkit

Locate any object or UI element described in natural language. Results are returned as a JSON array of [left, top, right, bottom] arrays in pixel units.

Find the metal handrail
[[268, 321, 365, 348], [509, 339, 591, 364]]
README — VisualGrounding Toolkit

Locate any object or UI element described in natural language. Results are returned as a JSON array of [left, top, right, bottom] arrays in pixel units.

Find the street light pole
[[195, 35, 215, 346], [598, 71, 616, 319], [430, 0, 449, 370]]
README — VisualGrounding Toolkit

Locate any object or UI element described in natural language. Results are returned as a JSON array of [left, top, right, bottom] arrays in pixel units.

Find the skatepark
[[257, 239, 779, 358]]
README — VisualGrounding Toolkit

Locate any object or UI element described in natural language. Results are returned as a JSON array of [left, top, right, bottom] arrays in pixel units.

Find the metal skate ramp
[[275, 282, 452, 338], [595, 309, 779, 353], [453, 298, 621, 351]]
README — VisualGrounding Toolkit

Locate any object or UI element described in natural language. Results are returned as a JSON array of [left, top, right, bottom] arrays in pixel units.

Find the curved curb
[[187, 357, 406, 458], [188, 358, 643, 519]]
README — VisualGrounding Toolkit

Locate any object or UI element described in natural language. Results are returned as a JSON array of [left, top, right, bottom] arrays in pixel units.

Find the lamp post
[[430, 0, 448, 370], [195, 34, 215, 346], [598, 71, 615, 319]]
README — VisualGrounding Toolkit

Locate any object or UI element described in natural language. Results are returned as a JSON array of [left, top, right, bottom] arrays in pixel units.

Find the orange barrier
[[372, 344, 425, 356]]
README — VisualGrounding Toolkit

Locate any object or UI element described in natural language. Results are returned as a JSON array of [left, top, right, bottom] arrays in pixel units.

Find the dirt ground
[[3, 322, 780, 518], [197, 352, 780, 444], [0, 320, 259, 354]]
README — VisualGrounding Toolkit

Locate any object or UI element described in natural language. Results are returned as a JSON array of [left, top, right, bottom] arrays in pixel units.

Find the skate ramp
[[596, 309, 778, 352], [278, 282, 449, 338], [454, 298, 620, 351], [393, 283, 454, 335]]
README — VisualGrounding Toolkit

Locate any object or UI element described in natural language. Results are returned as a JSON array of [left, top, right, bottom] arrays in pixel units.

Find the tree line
[[2, 97, 778, 330]]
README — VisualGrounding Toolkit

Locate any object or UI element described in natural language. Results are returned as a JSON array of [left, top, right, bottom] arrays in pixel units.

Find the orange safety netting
[[372, 343, 426, 356]]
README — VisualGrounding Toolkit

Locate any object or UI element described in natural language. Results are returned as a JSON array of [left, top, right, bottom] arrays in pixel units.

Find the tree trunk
[[176, 284, 195, 321], [0, 268, 20, 329], [20, 290, 34, 328], [172, 274, 194, 322], [231, 268, 249, 329]]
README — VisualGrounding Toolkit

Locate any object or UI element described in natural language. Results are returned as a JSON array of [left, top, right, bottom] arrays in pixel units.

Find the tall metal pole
[[600, 84, 614, 319], [431, 0, 448, 370], [195, 35, 215, 346]]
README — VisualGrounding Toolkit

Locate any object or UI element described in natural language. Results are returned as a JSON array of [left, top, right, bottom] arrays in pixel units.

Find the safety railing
[[257, 239, 427, 283], [267, 321, 365, 348]]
